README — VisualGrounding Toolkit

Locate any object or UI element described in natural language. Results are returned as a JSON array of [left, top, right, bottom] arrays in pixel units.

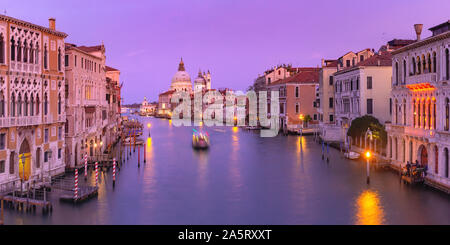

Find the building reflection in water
[[355, 190, 386, 225]]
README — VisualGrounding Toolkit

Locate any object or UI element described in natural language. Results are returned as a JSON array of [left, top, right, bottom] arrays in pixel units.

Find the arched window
[[445, 148, 449, 178], [395, 62, 399, 85], [389, 137, 392, 158], [412, 57, 416, 74], [433, 52, 437, 73], [413, 99, 416, 127], [29, 42, 34, 64], [10, 37, 15, 61], [434, 146, 439, 174], [10, 93, 15, 117], [44, 93, 48, 115], [446, 49, 449, 80], [427, 99, 431, 129], [445, 98, 449, 131], [24, 93, 28, 116], [427, 54, 432, 73], [403, 99, 406, 125], [17, 93, 22, 116], [0, 33, 4, 63], [402, 139, 406, 162], [417, 56, 421, 74], [23, 40, 28, 63], [58, 93, 61, 114], [30, 94, 34, 116], [395, 99, 398, 124], [0, 91, 4, 117], [403, 60, 406, 82], [422, 55, 426, 73], [422, 99, 426, 128], [433, 98, 436, 129], [58, 48, 61, 71], [44, 44, 48, 69], [17, 39, 22, 62], [35, 41, 39, 65], [36, 94, 40, 116], [417, 99, 421, 127]]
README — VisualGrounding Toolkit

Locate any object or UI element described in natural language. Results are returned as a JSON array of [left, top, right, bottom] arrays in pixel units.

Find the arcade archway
[[418, 145, 428, 168], [18, 139, 31, 181]]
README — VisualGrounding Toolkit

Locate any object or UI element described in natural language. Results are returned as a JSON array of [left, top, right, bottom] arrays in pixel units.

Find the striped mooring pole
[[74, 169, 79, 200], [113, 158, 116, 187], [95, 161, 99, 187], [84, 153, 88, 180], [138, 145, 140, 168]]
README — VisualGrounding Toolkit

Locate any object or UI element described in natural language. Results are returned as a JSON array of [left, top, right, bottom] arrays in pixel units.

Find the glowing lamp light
[[147, 123, 151, 128], [100, 141, 103, 146], [299, 114, 304, 120], [365, 151, 371, 159], [94, 143, 98, 148]]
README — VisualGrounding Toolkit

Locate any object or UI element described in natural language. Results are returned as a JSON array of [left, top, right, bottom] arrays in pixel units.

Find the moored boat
[[192, 130, 210, 150], [344, 151, 360, 160]]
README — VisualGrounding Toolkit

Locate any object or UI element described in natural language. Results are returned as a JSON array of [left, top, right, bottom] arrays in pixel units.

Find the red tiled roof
[[334, 52, 392, 75], [269, 69, 319, 86], [159, 90, 175, 96], [324, 60, 338, 67], [77, 45, 103, 53], [105, 66, 119, 72]]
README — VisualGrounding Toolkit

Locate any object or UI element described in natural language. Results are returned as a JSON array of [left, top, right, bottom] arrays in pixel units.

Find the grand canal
[[4, 116, 450, 225]]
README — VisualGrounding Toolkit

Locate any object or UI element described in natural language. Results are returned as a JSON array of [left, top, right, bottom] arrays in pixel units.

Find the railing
[[0, 116, 42, 127], [405, 72, 437, 84]]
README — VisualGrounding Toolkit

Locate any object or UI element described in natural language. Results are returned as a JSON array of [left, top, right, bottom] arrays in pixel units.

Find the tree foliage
[[347, 115, 387, 146]]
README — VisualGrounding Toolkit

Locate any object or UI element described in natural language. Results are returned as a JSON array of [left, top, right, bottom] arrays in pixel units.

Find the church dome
[[170, 58, 192, 92]]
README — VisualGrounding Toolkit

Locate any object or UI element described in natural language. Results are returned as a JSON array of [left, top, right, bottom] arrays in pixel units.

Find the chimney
[[321, 58, 325, 66], [414, 24, 423, 41], [49, 18, 56, 30]]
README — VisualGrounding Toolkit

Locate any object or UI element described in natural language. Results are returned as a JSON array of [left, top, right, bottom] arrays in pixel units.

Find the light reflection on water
[[355, 190, 386, 225], [3, 116, 450, 225]]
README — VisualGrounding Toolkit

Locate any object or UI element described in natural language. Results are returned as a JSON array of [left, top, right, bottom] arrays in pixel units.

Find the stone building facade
[[0, 15, 67, 185], [386, 22, 450, 189]]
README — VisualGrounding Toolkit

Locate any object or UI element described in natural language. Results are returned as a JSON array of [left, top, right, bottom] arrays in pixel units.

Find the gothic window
[[44, 92, 48, 115], [29, 42, 34, 64], [427, 99, 430, 128], [403, 99, 406, 125], [418, 99, 421, 127], [10, 93, 15, 117], [435, 146, 439, 174], [427, 53, 432, 73], [0, 91, 4, 117], [412, 57, 416, 74], [36, 94, 40, 115], [44, 44, 48, 69], [445, 98, 449, 131], [417, 56, 421, 74], [395, 62, 399, 85], [35, 41, 39, 64], [433, 52, 437, 73], [433, 99, 436, 129], [422, 100, 426, 128], [445, 148, 449, 178], [17, 39, 22, 62], [403, 60, 406, 82], [58, 48, 61, 71], [30, 94, 34, 116], [24, 93, 28, 116], [17, 93, 22, 116], [23, 40, 28, 63], [395, 99, 398, 124], [58, 93, 61, 114], [10, 38, 15, 61], [0, 34, 4, 63], [446, 49, 449, 80]]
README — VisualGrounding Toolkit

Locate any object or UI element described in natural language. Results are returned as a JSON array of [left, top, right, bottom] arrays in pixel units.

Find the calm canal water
[[4, 116, 450, 225]]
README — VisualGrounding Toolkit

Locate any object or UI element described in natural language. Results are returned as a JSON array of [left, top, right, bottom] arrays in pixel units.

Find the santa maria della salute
[[169, 58, 211, 92]]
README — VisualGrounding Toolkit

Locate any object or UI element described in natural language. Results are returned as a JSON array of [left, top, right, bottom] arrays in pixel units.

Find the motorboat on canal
[[192, 129, 210, 150], [344, 151, 360, 160]]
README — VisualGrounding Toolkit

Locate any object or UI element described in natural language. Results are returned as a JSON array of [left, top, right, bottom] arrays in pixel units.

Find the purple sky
[[3, 0, 450, 103]]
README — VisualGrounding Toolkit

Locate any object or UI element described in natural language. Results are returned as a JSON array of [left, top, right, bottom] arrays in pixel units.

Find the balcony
[[405, 72, 437, 85], [0, 116, 42, 127]]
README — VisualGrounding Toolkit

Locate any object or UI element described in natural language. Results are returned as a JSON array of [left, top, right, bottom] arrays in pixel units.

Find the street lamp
[[365, 150, 371, 184], [147, 123, 151, 137]]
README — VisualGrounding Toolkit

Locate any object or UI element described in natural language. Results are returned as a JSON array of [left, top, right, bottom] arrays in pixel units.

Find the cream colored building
[[0, 15, 67, 186], [386, 21, 450, 190], [65, 43, 111, 167]]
